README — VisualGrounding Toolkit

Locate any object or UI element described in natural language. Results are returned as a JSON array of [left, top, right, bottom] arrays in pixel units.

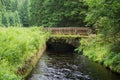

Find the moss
[[18, 44, 46, 79], [51, 34, 88, 38]]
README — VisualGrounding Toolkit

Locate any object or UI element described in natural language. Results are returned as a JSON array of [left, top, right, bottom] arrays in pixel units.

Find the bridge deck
[[45, 27, 91, 37]]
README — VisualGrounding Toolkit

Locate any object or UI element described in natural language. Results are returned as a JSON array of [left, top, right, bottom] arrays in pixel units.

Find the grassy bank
[[0, 27, 50, 80], [77, 35, 120, 74]]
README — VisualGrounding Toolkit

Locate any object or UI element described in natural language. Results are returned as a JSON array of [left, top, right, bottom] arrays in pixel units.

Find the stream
[[27, 51, 120, 80]]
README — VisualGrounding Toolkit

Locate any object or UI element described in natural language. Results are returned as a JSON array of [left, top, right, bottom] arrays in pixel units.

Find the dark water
[[27, 51, 120, 80]]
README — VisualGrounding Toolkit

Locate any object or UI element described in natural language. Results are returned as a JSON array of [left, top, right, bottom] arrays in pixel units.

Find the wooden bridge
[[45, 27, 91, 37]]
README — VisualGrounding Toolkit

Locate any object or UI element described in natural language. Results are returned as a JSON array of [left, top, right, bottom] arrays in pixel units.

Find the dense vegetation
[[0, 27, 49, 79], [78, 0, 120, 73], [30, 0, 87, 27], [0, 0, 31, 27], [0, 0, 120, 79], [0, 0, 87, 27], [0, 0, 21, 27]]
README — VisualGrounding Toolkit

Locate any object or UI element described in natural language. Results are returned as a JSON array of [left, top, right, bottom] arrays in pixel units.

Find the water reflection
[[27, 51, 120, 80]]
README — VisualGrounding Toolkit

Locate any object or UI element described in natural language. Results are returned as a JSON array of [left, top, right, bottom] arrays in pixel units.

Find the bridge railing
[[45, 27, 91, 36]]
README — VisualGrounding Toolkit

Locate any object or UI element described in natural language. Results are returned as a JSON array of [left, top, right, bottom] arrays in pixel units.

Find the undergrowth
[[77, 35, 120, 73], [0, 27, 50, 80]]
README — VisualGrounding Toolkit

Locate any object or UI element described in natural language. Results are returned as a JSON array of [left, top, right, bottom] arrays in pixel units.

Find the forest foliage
[[0, 0, 30, 27], [83, 0, 120, 55], [0, 0, 87, 27], [30, 0, 87, 27], [77, 0, 120, 73], [84, 0, 120, 41]]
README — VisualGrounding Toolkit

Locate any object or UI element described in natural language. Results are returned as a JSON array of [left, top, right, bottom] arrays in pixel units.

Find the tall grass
[[0, 27, 50, 80]]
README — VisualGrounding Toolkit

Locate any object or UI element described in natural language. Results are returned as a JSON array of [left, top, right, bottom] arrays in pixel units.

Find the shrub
[[78, 35, 120, 73], [0, 27, 50, 79]]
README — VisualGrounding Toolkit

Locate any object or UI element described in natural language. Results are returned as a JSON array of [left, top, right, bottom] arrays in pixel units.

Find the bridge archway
[[46, 37, 81, 53]]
